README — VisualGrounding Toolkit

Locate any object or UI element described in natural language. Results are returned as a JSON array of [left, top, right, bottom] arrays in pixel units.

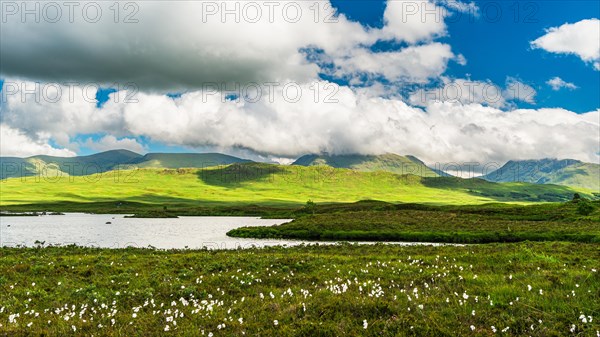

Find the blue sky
[[331, 0, 600, 113], [0, 0, 598, 163]]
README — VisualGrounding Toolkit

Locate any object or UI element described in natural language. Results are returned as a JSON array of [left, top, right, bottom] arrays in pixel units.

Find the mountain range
[[480, 158, 599, 191], [1, 150, 598, 191], [0, 150, 250, 179], [292, 153, 443, 177]]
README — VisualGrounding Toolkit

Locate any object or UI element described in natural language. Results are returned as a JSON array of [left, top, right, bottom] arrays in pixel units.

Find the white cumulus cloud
[[334, 43, 455, 83], [531, 18, 600, 70], [2, 79, 597, 166], [503, 78, 536, 104], [409, 77, 536, 108], [0, 124, 76, 157], [379, 0, 448, 43], [546, 77, 578, 91]]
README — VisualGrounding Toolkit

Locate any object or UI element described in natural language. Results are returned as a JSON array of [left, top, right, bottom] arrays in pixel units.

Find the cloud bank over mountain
[[2, 80, 598, 165]]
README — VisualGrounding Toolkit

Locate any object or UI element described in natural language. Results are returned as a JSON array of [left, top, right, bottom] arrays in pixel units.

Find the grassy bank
[[0, 242, 598, 336], [228, 200, 600, 243]]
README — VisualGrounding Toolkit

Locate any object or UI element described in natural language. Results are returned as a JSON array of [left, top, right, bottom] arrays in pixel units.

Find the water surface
[[0, 213, 296, 249], [0, 213, 444, 249]]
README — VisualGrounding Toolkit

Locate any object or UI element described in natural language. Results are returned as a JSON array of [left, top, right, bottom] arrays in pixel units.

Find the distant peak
[[98, 149, 142, 155], [509, 158, 582, 164], [81, 149, 143, 159]]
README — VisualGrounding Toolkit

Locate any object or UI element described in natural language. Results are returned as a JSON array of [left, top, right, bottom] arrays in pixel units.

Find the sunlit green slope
[[0, 163, 586, 207]]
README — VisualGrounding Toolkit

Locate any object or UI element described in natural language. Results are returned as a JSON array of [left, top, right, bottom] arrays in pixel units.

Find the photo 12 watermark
[[0, 161, 140, 183], [199, 81, 340, 104], [1, 81, 139, 104], [1, 159, 581, 186], [1, 1, 139, 23], [200, 1, 339, 24]]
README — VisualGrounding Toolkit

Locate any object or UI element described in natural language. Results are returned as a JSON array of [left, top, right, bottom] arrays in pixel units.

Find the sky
[[0, 0, 599, 168]]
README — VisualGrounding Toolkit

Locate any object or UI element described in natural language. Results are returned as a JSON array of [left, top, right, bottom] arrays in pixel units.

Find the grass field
[[0, 242, 598, 336], [0, 164, 592, 212], [228, 200, 600, 243]]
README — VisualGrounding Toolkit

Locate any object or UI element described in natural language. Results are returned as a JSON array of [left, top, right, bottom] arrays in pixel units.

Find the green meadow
[[0, 163, 591, 210], [228, 199, 600, 243], [0, 242, 598, 336]]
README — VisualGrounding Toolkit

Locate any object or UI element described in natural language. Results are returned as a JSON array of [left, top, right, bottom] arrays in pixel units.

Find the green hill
[[0, 157, 33, 179], [293, 153, 441, 177], [0, 150, 252, 179], [0, 163, 588, 208], [0, 150, 142, 179], [405, 155, 452, 177], [481, 159, 600, 192], [129, 153, 252, 168]]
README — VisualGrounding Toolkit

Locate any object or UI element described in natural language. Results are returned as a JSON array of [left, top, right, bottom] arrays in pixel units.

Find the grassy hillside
[[405, 155, 452, 177], [0, 150, 142, 179], [0, 163, 589, 209], [542, 162, 600, 191], [0, 151, 252, 180], [293, 153, 440, 177], [0, 157, 35, 179], [482, 159, 600, 192]]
